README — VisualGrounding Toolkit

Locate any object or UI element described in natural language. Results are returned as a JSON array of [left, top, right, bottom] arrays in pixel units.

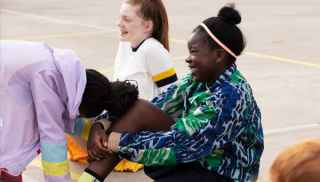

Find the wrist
[[92, 121, 104, 130]]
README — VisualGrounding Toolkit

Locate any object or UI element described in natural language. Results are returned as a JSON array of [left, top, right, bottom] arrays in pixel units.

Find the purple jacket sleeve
[[30, 70, 72, 182]]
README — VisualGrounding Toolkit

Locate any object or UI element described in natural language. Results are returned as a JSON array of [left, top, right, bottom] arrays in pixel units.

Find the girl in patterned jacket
[[81, 4, 264, 182]]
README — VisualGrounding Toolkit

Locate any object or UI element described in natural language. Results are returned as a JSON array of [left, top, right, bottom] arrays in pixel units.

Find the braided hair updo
[[194, 3, 246, 61]]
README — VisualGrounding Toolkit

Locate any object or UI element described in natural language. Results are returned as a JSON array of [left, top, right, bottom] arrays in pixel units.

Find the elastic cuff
[[94, 119, 111, 130], [79, 168, 105, 182], [108, 132, 121, 152]]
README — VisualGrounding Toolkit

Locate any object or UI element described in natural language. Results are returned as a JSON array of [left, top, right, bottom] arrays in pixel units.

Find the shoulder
[[219, 83, 242, 100], [139, 38, 169, 56], [223, 69, 251, 94], [211, 79, 254, 109]]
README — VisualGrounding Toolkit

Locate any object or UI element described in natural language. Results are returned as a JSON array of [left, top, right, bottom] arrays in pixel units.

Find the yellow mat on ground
[[66, 134, 143, 172], [114, 159, 144, 172]]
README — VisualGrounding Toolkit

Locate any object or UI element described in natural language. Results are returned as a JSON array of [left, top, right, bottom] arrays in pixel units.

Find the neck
[[131, 39, 147, 52], [207, 62, 232, 84], [131, 34, 151, 48]]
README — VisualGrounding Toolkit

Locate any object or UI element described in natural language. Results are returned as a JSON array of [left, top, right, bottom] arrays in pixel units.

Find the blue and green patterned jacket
[[118, 64, 264, 181]]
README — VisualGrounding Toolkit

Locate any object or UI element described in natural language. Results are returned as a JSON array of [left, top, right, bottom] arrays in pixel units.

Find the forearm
[[113, 130, 177, 166]]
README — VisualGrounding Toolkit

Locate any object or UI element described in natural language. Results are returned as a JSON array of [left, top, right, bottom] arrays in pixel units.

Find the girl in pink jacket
[[0, 41, 112, 182]]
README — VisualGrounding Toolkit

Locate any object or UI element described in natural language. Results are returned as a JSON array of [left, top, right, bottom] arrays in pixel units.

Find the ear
[[143, 20, 153, 34], [215, 49, 228, 63]]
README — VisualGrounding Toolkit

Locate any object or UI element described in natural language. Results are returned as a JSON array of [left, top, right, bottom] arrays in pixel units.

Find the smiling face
[[185, 31, 222, 83], [117, 2, 152, 47]]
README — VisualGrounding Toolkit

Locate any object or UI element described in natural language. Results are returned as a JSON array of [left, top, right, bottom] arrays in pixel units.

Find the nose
[[185, 55, 192, 64], [117, 18, 123, 28]]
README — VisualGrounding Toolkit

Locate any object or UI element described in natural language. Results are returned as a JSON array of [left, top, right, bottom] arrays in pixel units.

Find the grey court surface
[[1, 0, 320, 181]]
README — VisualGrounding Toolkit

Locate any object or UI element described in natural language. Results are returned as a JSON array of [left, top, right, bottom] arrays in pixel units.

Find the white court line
[[244, 52, 320, 69], [265, 123, 320, 136], [0, 9, 117, 32], [2, 31, 113, 40]]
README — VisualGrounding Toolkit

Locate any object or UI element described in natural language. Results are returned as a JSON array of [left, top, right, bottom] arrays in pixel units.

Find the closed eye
[[121, 16, 132, 23], [189, 49, 198, 54]]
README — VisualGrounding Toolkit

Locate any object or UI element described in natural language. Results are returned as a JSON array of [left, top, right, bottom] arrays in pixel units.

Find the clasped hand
[[87, 122, 112, 161]]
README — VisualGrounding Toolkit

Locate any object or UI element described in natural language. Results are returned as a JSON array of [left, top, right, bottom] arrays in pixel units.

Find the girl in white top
[[111, 0, 177, 172], [113, 0, 177, 101]]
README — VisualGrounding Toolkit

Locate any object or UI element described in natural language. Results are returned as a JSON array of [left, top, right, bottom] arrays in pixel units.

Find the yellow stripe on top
[[42, 160, 69, 176], [152, 68, 176, 82]]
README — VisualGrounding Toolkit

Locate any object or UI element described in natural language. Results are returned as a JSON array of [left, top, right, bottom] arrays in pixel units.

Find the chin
[[190, 71, 199, 79], [119, 36, 127, 41], [191, 74, 200, 81]]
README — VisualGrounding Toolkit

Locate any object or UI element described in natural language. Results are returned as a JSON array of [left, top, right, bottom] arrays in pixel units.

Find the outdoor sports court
[[1, 0, 320, 181]]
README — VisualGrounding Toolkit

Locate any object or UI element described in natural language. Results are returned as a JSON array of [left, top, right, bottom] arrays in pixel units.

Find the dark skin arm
[[86, 99, 174, 178]]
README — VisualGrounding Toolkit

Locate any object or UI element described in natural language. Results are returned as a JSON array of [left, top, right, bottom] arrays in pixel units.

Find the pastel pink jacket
[[0, 41, 86, 181]]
